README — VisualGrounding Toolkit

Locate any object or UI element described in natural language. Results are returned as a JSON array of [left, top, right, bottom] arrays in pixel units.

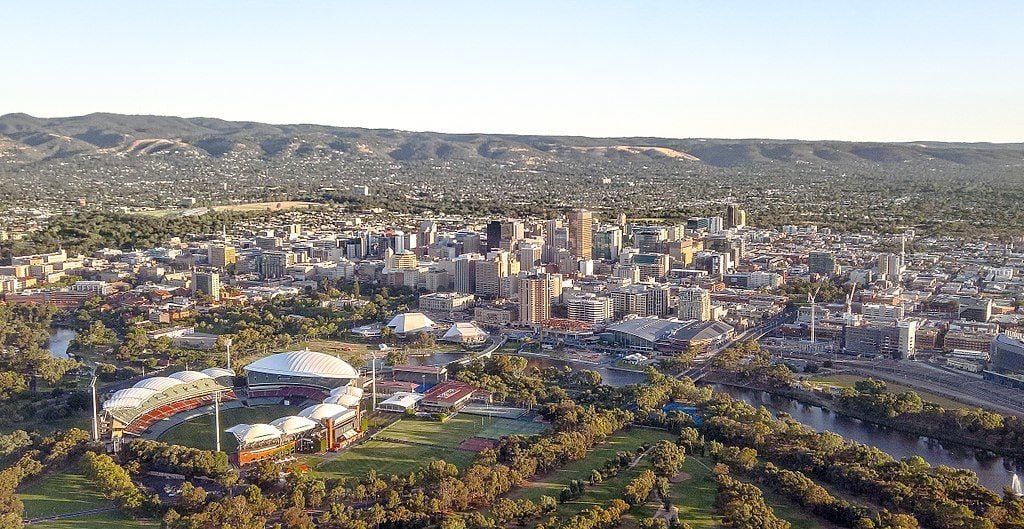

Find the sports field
[[312, 415, 545, 479], [157, 404, 295, 452]]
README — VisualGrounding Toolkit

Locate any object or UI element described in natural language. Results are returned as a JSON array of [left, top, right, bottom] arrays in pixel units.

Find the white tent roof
[[442, 322, 487, 340], [201, 367, 236, 378], [168, 370, 212, 383], [386, 312, 435, 334], [244, 350, 358, 379], [329, 385, 364, 398], [225, 423, 283, 445], [269, 415, 319, 435], [103, 387, 157, 409], [133, 376, 184, 392], [298, 403, 351, 421], [323, 394, 361, 407]]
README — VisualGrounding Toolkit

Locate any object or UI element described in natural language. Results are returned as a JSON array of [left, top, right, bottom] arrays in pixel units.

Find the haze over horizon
[[3, 1, 1023, 143]]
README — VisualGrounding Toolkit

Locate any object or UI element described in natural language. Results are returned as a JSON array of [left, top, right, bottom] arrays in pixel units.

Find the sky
[[2, 1, 1023, 142]]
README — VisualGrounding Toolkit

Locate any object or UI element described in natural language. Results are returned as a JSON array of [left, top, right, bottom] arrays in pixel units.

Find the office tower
[[208, 244, 236, 268], [877, 253, 903, 279], [677, 287, 712, 322], [593, 227, 623, 260], [454, 253, 483, 294], [458, 231, 482, 255], [259, 250, 294, 279], [567, 294, 614, 324], [500, 220, 525, 251], [633, 227, 667, 253], [418, 221, 438, 247], [614, 264, 641, 283], [897, 320, 918, 359], [386, 250, 418, 270], [193, 270, 221, 300], [617, 212, 627, 230], [519, 275, 552, 324], [474, 251, 509, 298], [486, 220, 502, 251], [725, 204, 746, 229], [808, 251, 838, 276], [632, 253, 671, 280], [519, 241, 544, 268], [568, 208, 594, 259], [708, 216, 724, 234]]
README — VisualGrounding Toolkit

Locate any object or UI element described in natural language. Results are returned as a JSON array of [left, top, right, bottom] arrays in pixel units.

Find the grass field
[[19, 473, 111, 519], [25, 514, 160, 529], [632, 457, 721, 529], [158, 405, 296, 452], [311, 415, 542, 479], [808, 373, 970, 409], [312, 439, 477, 479]]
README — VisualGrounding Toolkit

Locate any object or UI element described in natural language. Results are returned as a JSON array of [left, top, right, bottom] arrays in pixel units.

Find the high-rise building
[[500, 220, 525, 251], [486, 220, 502, 251], [519, 241, 544, 268], [418, 221, 438, 247], [808, 251, 838, 276], [208, 244, 236, 268], [386, 250, 418, 270], [568, 209, 594, 259], [519, 275, 552, 324], [898, 320, 917, 358], [474, 251, 510, 298], [877, 253, 904, 279], [193, 270, 221, 300], [593, 226, 623, 260], [567, 294, 614, 324], [725, 204, 746, 229], [259, 251, 294, 279], [677, 287, 712, 322], [454, 253, 483, 294]]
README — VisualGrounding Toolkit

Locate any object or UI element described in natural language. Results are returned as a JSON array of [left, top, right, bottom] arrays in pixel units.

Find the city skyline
[[3, 1, 1023, 143]]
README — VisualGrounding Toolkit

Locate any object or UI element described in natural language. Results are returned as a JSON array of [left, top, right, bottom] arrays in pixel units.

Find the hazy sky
[[3, 1, 1023, 142]]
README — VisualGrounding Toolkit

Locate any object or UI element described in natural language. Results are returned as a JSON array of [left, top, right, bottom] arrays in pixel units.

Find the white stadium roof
[[133, 377, 183, 392], [329, 385, 364, 398], [225, 423, 283, 445], [244, 350, 358, 379], [103, 388, 157, 409], [168, 370, 212, 383], [201, 367, 236, 378], [269, 415, 319, 435], [298, 403, 352, 421], [386, 312, 435, 334], [323, 394, 361, 407]]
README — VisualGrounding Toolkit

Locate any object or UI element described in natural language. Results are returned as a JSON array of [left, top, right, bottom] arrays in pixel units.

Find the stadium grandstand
[[102, 368, 236, 445], [228, 397, 362, 465], [244, 349, 360, 400]]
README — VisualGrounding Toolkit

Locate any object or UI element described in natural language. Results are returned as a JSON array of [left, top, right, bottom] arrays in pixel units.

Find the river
[[711, 384, 1023, 492], [46, 328, 77, 359]]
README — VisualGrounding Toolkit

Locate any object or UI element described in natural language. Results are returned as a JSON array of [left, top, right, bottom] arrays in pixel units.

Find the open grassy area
[[807, 373, 970, 409], [509, 427, 676, 504], [26, 514, 160, 529], [157, 405, 296, 452], [378, 415, 497, 446], [19, 473, 111, 519], [631, 456, 721, 529], [311, 439, 477, 479]]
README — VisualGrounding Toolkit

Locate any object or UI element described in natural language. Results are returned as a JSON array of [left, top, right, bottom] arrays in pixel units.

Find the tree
[[649, 440, 686, 477]]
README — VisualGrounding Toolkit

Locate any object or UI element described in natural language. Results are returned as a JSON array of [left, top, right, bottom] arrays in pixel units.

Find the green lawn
[[157, 405, 296, 452], [312, 439, 477, 479], [377, 415, 497, 447], [807, 374, 969, 410], [19, 473, 111, 519], [509, 428, 676, 504]]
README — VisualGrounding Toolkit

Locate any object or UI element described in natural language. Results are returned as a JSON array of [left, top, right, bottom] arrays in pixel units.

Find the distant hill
[[2, 112, 1022, 168]]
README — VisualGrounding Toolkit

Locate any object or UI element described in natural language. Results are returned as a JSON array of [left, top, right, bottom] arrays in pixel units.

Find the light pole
[[214, 390, 222, 453], [90, 376, 99, 441], [370, 351, 378, 411]]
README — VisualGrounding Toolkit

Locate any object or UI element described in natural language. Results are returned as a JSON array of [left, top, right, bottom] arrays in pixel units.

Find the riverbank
[[702, 372, 1023, 461]]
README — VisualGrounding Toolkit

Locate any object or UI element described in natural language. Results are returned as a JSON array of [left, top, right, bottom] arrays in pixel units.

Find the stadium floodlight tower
[[214, 390, 222, 453], [90, 376, 99, 441]]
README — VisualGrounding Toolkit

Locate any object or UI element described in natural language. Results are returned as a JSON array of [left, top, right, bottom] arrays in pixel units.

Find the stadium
[[101, 349, 367, 463]]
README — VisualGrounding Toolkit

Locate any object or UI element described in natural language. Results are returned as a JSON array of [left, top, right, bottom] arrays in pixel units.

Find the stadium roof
[[269, 415, 319, 435], [201, 367, 236, 378], [323, 393, 361, 407], [134, 377, 184, 392], [386, 312, 435, 334], [298, 403, 352, 421], [244, 350, 358, 379], [669, 321, 735, 342], [329, 385, 364, 398], [168, 370, 212, 384], [103, 387, 157, 409], [225, 423, 283, 445]]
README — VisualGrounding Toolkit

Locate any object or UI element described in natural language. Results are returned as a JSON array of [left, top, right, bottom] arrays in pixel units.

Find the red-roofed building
[[421, 381, 481, 413]]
